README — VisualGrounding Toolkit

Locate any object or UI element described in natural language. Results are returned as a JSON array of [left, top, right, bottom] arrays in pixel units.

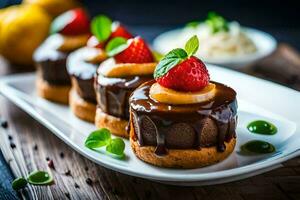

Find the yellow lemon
[[0, 5, 51, 65], [23, 0, 79, 17]]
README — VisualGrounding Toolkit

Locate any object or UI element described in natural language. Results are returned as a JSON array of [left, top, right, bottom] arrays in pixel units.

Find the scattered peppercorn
[[84, 166, 89, 171], [65, 192, 71, 199], [74, 182, 80, 189], [47, 159, 55, 170], [64, 169, 71, 176], [46, 157, 50, 161], [33, 144, 38, 151], [85, 178, 92, 186], [8, 135, 13, 140], [59, 152, 64, 159], [0, 120, 8, 128], [10, 143, 16, 149]]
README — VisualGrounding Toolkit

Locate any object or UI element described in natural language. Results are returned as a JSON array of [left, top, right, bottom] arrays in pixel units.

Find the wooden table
[[1, 44, 300, 200]]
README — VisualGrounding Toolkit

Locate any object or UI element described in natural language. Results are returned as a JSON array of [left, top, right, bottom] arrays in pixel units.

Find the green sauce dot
[[241, 140, 276, 154], [247, 120, 277, 135], [28, 171, 53, 185], [12, 177, 27, 190]]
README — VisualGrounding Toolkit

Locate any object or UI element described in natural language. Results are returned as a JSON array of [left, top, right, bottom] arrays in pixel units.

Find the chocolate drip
[[34, 34, 73, 85], [67, 47, 100, 103], [95, 74, 152, 120], [130, 80, 237, 155]]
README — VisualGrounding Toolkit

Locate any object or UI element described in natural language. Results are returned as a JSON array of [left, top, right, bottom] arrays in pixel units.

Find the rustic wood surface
[[0, 44, 300, 200]]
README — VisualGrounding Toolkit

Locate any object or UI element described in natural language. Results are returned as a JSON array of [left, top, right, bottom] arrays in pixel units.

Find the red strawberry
[[156, 56, 210, 92], [58, 8, 90, 36], [114, 37, 154, 63], [110, 22, 133, 40]]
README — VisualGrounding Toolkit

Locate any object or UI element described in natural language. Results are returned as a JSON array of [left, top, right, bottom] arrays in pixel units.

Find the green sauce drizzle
[[241, 140, 276, 154], [28, 171, 53, 185], [247, 120, 277, 135]]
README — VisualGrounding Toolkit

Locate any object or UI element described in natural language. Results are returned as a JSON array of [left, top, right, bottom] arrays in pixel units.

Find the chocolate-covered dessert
[[129, 36, 237, 168], [67, 15, 134, 122], [67, 47, 104, 122], [95, 36, 157, 137], [33, 8, 90, 104]]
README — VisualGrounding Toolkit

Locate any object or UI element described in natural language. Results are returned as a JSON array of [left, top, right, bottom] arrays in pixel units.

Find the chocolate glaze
[[95, 74, 152, 119], [130, 80, 237, 155], [34, 34, 71, 85], [67, 47, 101, 103]]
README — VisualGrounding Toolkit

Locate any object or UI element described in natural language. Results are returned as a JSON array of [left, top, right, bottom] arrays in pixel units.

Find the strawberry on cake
[[34, 8, 90, 104], [67, 15, 133, 122], [129, 35, 238, 168], [95, 36, 157, 137]]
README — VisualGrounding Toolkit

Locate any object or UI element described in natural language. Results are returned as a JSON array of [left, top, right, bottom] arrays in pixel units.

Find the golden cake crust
[[36, 76, 70, 104], [69, 89, 96, 123], [130, 122, 236, 169], [95, 108, 129, 138]]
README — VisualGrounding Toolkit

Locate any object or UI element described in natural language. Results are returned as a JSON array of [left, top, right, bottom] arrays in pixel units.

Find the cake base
[[95, 108, 129, 138], [130, 132, 236, 169], [69, 89, 96, 123], [36, 77, 70, 104]]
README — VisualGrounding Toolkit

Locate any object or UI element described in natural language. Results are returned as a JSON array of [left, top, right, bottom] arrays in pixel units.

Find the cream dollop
[[149, 82, 216, 104], [98, 58, 157, 78]]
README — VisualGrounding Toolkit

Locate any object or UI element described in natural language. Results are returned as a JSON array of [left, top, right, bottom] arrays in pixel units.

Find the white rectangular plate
[[1, 65, 300, 186]]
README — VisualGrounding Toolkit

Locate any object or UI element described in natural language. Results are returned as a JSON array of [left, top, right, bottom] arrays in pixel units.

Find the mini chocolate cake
[[67, 47, 102, 122], [94, 35, 157, 137], [95, 73, 152, 137], [34, 8, 90, 104], [34, 33, 89, 104], [129, 80, 237, 168]]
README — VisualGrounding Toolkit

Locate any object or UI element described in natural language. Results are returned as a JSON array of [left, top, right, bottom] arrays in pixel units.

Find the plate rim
[[0, 69, 299, 183]]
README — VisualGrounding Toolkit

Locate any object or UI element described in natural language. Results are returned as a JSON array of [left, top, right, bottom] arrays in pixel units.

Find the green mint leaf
[[186, 21, 200, 28], [154, 48, 188, 79], [106, 138, 125, 157], [91, 15, 112, 42], [27, 171, 54, 185], [50, 11, 74, 34], [12, 177, 27, 190], [105, 37, 128, 57], [205, 12, 229, 33], [85, 128, 111, 149], [184, 35, 199, 57]]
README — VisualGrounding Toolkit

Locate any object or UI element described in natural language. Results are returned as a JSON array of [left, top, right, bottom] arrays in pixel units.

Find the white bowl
[[153, 28, 277, 69]]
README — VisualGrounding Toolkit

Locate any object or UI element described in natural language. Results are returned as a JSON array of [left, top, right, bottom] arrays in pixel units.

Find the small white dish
[[0, 65, 299, 186], [153, 28, 277, 69]]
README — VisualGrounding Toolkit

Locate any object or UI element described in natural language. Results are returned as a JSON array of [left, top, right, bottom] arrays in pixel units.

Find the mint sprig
[[105, 37, 129, 57], [106, 138, 125, 156], [12, 170, 53, 190], [205, 12, 229, 33], [91, 15, 112, 42], [85, 128, 126, 158], [154, 35, 199, 79], [185, 35, 199, 57], [85, 128, 111, 148], [185, 21, 200, 28]]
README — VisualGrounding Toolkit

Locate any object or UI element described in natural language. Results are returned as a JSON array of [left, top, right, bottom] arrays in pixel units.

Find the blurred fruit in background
[[23, 0, 79, 17], [0, 0, 80, 66], [0, 5, 51, 65]]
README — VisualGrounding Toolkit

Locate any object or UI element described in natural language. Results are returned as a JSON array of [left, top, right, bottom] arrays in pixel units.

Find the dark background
[[1, 0, 300, 49]]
